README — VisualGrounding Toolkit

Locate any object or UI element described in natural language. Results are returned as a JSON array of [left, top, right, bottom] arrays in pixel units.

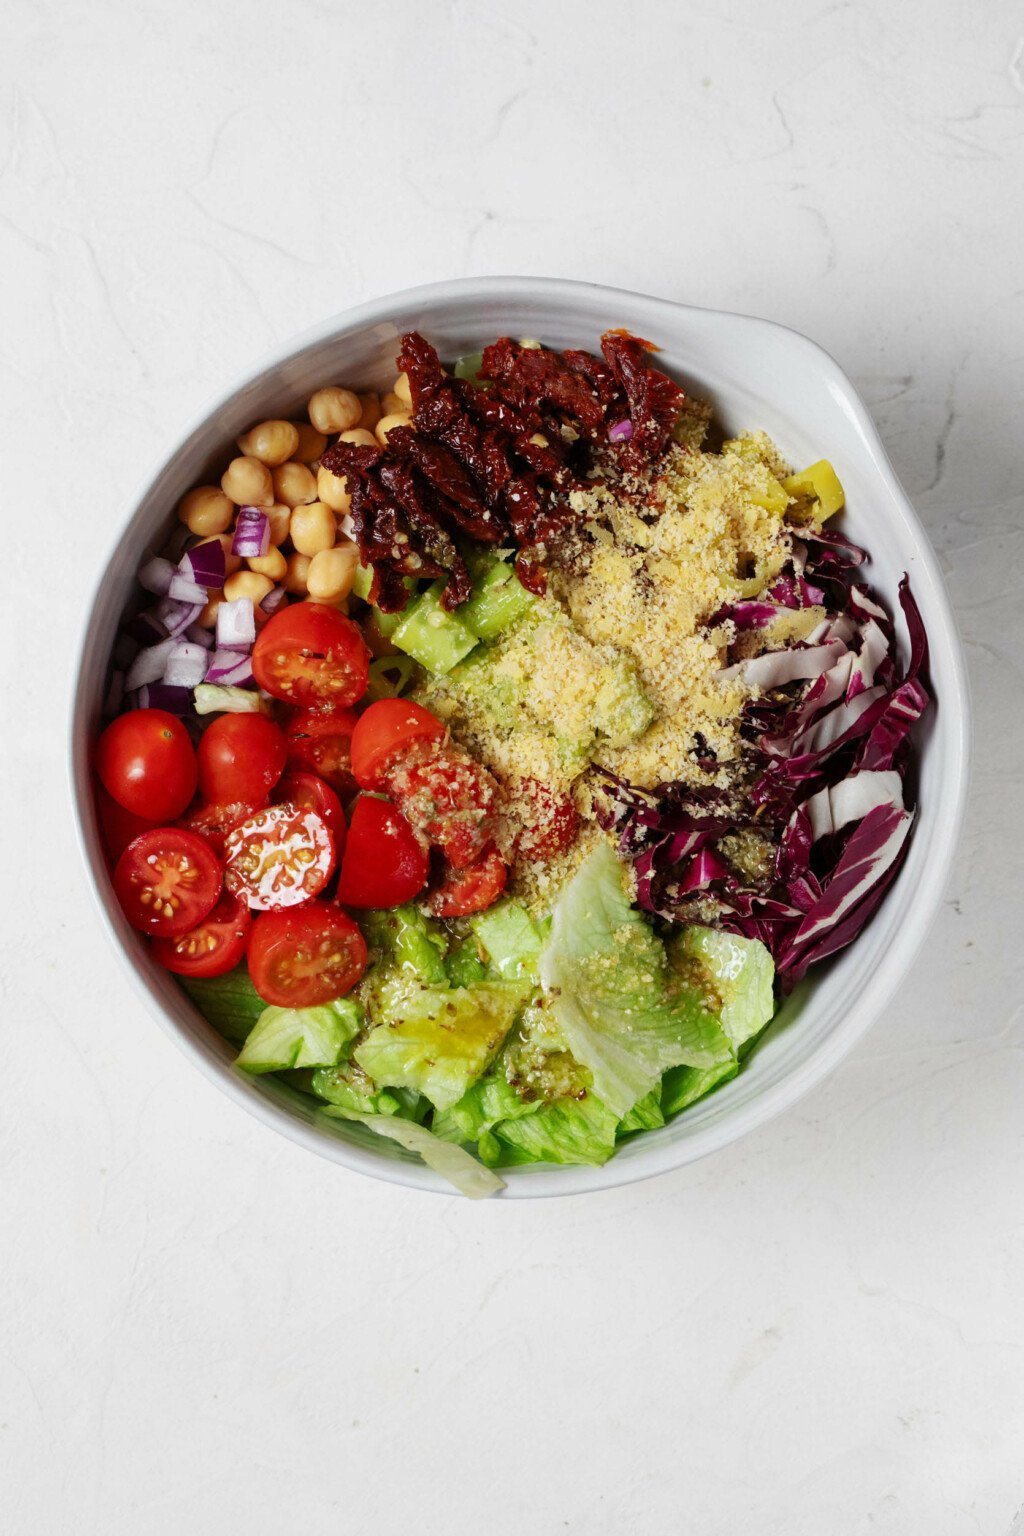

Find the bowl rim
[[69, 274, 972, 1199]]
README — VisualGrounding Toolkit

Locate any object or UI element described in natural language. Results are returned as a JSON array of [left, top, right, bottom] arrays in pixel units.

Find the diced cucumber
[[461, 560, 535, 640], [351, 561, 374, 602], [453, 352, 489, 389], [593, 655, 655, 745], [366, 654, 418, 701], [392, 581, 480, 674]]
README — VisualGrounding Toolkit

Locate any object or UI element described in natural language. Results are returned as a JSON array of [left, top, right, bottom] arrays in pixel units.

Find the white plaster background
[[2, 1, 1023, 1531]]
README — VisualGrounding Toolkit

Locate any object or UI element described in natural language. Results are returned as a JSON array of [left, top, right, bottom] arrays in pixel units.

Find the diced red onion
[[103, 670, 125, 717], [205, 649, 255, 686], [163, 641, 210, 689], [184, 622, 214, 649], [125, 638, 176, 692], [138, 556, 176, 596], [608, 418, 633, 442], [168, 571, 209, 605], [180, 539, 226, 589], [112, 631, 139, 669], [159, 524, 194, 563], [217, 598, 255, 649], [260, 585, 288, 616], [155, 596, 204, 637], [231, 507, 270, 558], [125, 610, 168, 647], [132, 682, 193, 714]]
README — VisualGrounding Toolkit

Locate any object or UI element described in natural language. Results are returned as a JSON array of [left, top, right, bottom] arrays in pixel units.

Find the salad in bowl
[[84, 315, 932, 1197]]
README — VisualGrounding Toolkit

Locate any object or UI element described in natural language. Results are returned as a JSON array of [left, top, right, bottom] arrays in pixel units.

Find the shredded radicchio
[[596, 538, 929, 990], [320, 330, 687, 612]]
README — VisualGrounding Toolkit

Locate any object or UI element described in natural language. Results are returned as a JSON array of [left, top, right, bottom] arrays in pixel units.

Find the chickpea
[[195, 532, 242, 577], [247, 547, 287, 580], [290, 500, 336, 556], [284, 551, 311, 594], [221, 456, 273, 507], [293, 422, 328, 463], [177, 486, 234, 537], [236, 419, 299, 466], [375, 412, 412, 446], [357, 391, 381, 431], [336, 428, 378, 448], [223, 570, 275, 605], [393, 371, 412, 408], [308, 386, 361, 434], [306, 541, 360, 602], [265, 502, 292, 546], [380, 391, 406, 416], [271, 460, 317, 508], [316, 466, 351, 514], [196, 591, 223, 629]]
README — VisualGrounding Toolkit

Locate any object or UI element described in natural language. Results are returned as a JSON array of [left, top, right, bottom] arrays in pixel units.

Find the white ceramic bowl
[[70, 277, 970, 1198]]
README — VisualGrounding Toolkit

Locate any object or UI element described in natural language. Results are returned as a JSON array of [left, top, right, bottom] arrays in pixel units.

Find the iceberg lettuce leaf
[[666, 925, 775, 1051], [491, 1091, 619, 1166], [321, 1106, 504, 1199], [538, 843, 732, 1118], [354, 981, 524, 1112], [236, 997, 363, 1074]]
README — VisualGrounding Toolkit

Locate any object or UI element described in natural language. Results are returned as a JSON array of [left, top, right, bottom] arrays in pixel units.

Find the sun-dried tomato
[[320, 328, 686, 611], [600, 330, 687, 469]]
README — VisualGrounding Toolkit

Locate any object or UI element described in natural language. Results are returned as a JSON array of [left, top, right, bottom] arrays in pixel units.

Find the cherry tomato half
[[284, 707, 358, 798], [197, 714, 287, 806], [177, 798, 267, 860], [252, 601, 370, 709], [335, 796, 429, 908], [272, 770, 346, 860], [247, 902, 367, 1008], [349, 699, 446, 790], [384, 743, 500, 869], [113, 827, 222, 937], [96, 709, 197, 821], [224, 804, 335, 910], [424, 846, 507, 918], [514, 778, 579, 864], [151, 889, 251, 978], [95, 780, 159, 865]]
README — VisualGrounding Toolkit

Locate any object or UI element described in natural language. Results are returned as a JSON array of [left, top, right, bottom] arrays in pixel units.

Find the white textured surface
[[2, 1, 1022, 1531]]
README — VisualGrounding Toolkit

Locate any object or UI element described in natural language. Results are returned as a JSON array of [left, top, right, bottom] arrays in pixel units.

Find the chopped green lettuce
[[310, 1060, 409, 1117], [538, 843, 732, 1118], [431, 1060, 542, 1147], [661, 1059, 739, 1117], [491, 1091, 620, 1166], [321, 1106, 504, 1199], [178, 965, 266, 1045], [666, 925, 775, 1051], [444, 935, 489, 989], [236, 997, 363, 1075], [617, 1088, 665, 1136], [354, 982, 523, 1112], [362, 905, 448, 984], [470, 899, 543, 981]]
